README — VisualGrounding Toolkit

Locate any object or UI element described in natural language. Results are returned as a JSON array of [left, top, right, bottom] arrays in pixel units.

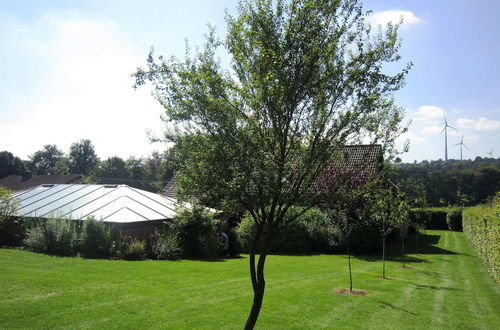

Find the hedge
[[236, 207, 385, 254], [409, 207, 449, 230], [446, 208, 463, 231], [462, 196, 500, 283]]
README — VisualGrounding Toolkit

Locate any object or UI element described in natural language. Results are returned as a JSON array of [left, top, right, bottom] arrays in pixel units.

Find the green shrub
[[446, 208, 463, 231], [304, 208, 335, 252], [347, 220, 382, 253], [236, 207, 331, 253], [81, 217, 115, 258], [410, 208, 448, 230], [23, 217, 80, 256], [171, 206, 220, 258], [235, 213, 255, 252], [22, 225, 45, 252], [235, 206, 386, 254], [122, 238, 147, 260], [0, 216, 25, 247], [270, 213, 312, 253], [462, 195, 500, 283], [226, 228, 242, 257], [151, 229, 182, 260]]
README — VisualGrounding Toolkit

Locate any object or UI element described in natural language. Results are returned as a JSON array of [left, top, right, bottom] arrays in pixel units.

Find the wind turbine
[[441, 114, 456, 162], [455, 134, 470, 161], [486, 148, 494, 158]]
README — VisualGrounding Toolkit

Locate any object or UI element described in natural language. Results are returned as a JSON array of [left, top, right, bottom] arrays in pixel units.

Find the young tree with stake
[[395, 199, 411, 267], [317, 164, 375, 292], [372, 187, 408, 278], [134, 0, 410, 327]]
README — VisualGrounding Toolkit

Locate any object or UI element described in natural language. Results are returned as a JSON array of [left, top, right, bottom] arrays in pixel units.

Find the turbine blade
[[464, 144, 470, 151]]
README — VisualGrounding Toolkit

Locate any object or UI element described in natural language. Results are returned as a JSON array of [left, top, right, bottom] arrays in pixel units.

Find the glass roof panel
[[14, 184, 195, 223]]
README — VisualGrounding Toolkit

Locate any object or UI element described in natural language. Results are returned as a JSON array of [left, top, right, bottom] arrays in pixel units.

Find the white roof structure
[[12, 184, 186, 223]]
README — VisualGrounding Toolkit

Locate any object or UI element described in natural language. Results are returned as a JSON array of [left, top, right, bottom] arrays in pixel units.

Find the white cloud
[[0, 12, 166, 159], [457, 118, 475, 129], [368, 10, 422, 29], [422, 125, 443, 135], [457, 117, 500, 131], [413, 105, 444, 121], [400, 131, 426, 144]]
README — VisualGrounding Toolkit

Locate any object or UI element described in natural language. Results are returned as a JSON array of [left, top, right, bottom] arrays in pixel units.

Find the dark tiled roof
[[162, 174, 178, 198], [335, 144, 383, 176], [0, 174, 81, 192]]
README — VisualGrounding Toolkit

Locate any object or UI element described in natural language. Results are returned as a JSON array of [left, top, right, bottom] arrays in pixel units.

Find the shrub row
[[18, 203, 454, 259], [19, 206, 240, 260], [462, 195, 500, 283], [236, 207, 383, 254], [409, 208, 447, 230], [410, 207, 463, 231], [22, 217, 148, 260]]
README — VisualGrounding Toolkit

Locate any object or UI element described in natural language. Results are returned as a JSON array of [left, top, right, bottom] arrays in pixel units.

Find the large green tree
[[0, 151, 25, 179], [134, 0, 410, 327], [29, 144, 64, 175], [68, 139, 100, 175], [91, 156, 129, 184]]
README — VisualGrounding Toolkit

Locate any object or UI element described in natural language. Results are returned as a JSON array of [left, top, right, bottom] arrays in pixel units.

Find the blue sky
[[0, 0, 499, 162]]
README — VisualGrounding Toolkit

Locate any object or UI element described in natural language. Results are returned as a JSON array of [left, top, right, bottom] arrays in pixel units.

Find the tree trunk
[[244, 226, 270, 330], [245, 253, 267, 330], [347, 237, 353, 292], [382, 234, 386, 278], [415, 229, 418, 254], [402, 239, 405, 268]]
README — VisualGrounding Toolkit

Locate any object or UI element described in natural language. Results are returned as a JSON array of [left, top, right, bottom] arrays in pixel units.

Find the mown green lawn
[[1, 230, 499, 329]]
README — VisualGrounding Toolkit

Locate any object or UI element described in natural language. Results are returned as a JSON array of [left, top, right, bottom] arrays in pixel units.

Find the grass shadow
[[414, 284, 462, 291], [269, 252, 322, 256], [355, 254, 430, 263], [183, 254, 246, 262], [355, 232, 459, 263], [378, 301, 417, 315]]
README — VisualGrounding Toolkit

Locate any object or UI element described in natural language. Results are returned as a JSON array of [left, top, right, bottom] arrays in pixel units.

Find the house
[[161, 144, 385, 198], [7, 184, 191, 242], [0, 172, 80, 192]]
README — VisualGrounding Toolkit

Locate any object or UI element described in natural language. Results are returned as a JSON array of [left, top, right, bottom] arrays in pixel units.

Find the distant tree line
[[390, 157, 500, 207], [0, 139, 176, 193]]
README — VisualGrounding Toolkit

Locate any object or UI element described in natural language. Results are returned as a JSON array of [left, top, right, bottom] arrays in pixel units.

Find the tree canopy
[[134, 0, 410, 327], [29, 144, 64, 175], [91, 156, 129, 184], [68, 139, 99, 175], [0, 151, 25, 179]]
